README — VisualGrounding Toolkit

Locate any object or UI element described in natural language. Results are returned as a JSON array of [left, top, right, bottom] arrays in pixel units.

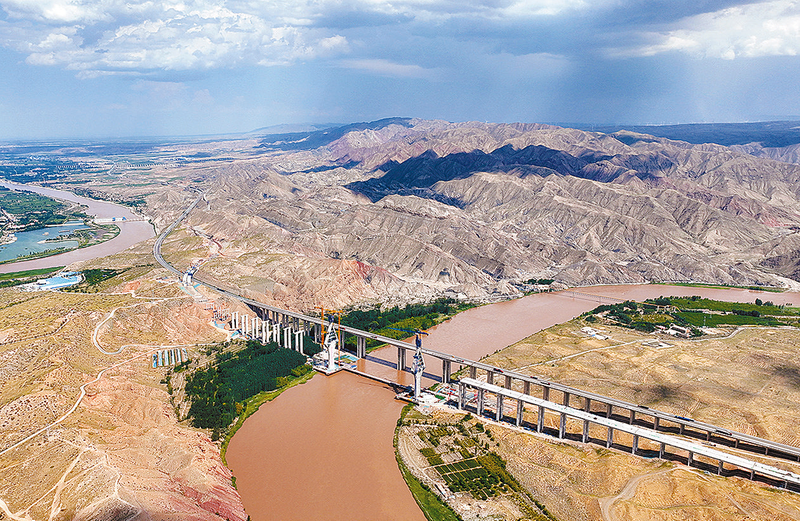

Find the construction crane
[[388, 328, 428, 401]]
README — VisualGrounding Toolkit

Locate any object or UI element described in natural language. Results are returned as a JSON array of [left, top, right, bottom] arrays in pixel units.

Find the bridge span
[[153, 191, 800, 492]]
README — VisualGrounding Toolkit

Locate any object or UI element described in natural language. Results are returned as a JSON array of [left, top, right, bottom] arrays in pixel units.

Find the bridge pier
[[487, 371, 494, 385], [607, 427, 614, 448], [442, 360, 451, 384], [458, 382, 465, 409], [295, 330, 304, 354], [523, 380, 530, 395], [563, 391, 570, 408], [398, 347, 407, 371], [543, 386, 550, 402], [495, 394, 503, 421], [559, 413, 566, 438], [629, 409, 635, 425], [356, 336, 366, 358], [469, 366, 477, 379], [477, 389, 485, 416], [632, 434, 639, 455], [537, 406, 544, 433], [516, 399, 523, 426], [582, 420, 589, 443]]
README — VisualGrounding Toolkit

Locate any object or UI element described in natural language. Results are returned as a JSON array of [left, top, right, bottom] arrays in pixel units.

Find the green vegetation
[[652, 281, 784, 293], [0, 266, 63, 288], [185, 339, 310, 431], [524, 278, 555, 285], [340, 298, 474, 351], [395, 404, 464, 521], [585, 295, 800, 333], [0, 187, 87, 233], [398, 409, 556, 521]]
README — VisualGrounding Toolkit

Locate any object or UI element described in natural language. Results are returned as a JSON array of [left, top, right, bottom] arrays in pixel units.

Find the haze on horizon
[[1, 0, 800, 140]]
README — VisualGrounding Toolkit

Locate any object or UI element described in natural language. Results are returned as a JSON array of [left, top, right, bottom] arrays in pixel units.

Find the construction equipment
[[388, 328, 429, 401], [317, 307, 344, 373]]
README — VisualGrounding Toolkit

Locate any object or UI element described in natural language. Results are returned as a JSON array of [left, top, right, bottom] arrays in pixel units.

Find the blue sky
[[1, 0, 800, 139]]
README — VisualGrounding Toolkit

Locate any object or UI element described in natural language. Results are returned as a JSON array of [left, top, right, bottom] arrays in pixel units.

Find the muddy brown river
[[226, 284, 799, 521]]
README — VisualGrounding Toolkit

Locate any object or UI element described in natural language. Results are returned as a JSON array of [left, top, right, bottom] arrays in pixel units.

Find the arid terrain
[[3, 119, 800, 519], [439, 316, 800, 520], [0, 244, 249, 521]]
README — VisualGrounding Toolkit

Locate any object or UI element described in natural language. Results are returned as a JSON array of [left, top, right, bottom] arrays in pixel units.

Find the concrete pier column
[[477, 389, 485, 416], [469, 366, 477, 379], [458, 383, 465, 410], [504, 375, 512, 389], [659, 443, 665, 459], [487, 372, 494, 385], [294, 316, 299, 330], [632, 434, 639, 455], [262, 323, 267, 344], [543, 386, 550, 402], [516, 400, 523, 427], [679, 423, 685, 435], [233, 311, 238, 329], [607, 427, 614, 448], [706, 430, 711, 441], [582, 420, 589, 443], [397, 347, 406, 371], [295, 330, 304, 354], [606, 403, 613, 419], [442, 360, 452, 384], [273, 324, 280, 345], [654, 416, 660, 431], [283, 327, 292, 350], [537, 406, 544, 433], [563, 391, 570, 408], [687, 451, 694, 467], [584, 398, 591, 412], [523, 380, 530, 395], [750, 468, 755, 480], [629, 409, 635, 425], [717, 460, 724, 475], [559, 413, 566, 438], [356, 336, 366, 358], [495, 394, 503, 421]]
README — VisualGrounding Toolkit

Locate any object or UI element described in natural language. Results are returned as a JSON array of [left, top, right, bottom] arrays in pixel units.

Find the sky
[[1, 0, 800, 139]]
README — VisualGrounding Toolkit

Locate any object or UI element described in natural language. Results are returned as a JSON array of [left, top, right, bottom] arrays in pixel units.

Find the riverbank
[[0, 181, 154, 273], [226, 283, 800, 521]]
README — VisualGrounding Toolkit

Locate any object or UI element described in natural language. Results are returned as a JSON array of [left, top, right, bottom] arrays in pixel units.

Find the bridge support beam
[[295, 330, 304, 354], [582, 420, 589, 443], [504, 375, 512, 389], [487, 371, 494, 385], [442, 360, 451, 384], [398, 347, 406, 371], [559, 413, 566, 438], [607, 427, 614, 448], [537, 406, 544, 433], [629, 409, 635, 425], [563, 391, 570, 408], [654, 416, 660, 431], [523, 380, 530, 395], [632, 434, 639, 455], [688, 451, 694, 467], [659, 443, 665, 459], [516, 399, 523, 426], [469, 366, 477, 379], [356, 336, 366, 358], [477, 389, 485, 416], [496, 394, 503, 421], [458, 382, 465, 410]]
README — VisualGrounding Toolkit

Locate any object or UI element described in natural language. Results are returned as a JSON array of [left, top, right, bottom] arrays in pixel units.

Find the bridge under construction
[[153, 192, 800, 493]]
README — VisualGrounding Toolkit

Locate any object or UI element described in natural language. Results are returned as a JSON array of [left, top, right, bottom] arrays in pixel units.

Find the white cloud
[[625, 0, 800, 59], [0, 0, 351, 74], [339, 57, 436, 78]]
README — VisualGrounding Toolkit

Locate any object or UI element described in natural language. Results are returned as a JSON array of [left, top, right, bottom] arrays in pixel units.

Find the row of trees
[[185, 340, 308, 430]]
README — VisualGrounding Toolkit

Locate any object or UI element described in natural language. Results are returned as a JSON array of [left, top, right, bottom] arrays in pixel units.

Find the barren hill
[[139, 119, 800, 310]]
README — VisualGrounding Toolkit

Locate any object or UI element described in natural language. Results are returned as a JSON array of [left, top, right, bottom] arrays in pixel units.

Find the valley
[[2, 119, 800, 520]]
